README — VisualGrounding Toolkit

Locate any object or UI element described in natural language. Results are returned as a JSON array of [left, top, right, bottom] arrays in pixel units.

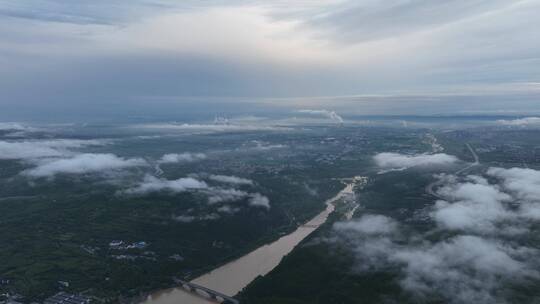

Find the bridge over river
[[143, 180, 359, 304], [176, 280, 239, 304]]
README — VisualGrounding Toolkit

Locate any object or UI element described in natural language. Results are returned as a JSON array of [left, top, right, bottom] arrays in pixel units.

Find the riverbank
[[141, 179, 358, 304]]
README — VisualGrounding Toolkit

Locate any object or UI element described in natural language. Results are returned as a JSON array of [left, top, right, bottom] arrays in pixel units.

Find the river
[[142, 181, 356, 304]]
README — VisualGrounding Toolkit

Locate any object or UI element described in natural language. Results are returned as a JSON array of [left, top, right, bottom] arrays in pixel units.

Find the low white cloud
[[424, 133, 444, 153], [158, 152, 206, 164], [298, 109, 344, 123], [487, 167, 540, 220], [334, 214, 398, 235], [207, 188, 249, 204], [303, 183, 318, 196], [172, 215, 196, 223], [132, 123, 290, 133], [393, 235, 537, 304], [374, 152, 458, 169], [433, 180, 512, 234], [0, 139, 106, 160], [248, 193, 270, 209], [0, 141, 66, 160], [496, 117, 540, 126], [217, 205, 241, 215], [0, 122, 41, 138], [432, 168, 540, 234], [124, 174, 271, 209], [488, 167, 540, 202], [209, 174, 253, 185], [23, 153, 146, 177], [207, 188, 270, 209], [333, 214, 539, 304], [0, 122, 31, 131], [123, 174, 208, 195], [332, 167, 540, 303]]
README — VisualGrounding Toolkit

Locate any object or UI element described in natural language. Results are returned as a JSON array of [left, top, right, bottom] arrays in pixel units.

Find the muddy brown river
[[143, 182, 355, 304]]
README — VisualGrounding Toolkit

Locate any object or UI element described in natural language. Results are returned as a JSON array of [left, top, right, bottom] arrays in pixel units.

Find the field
[[240, 126, 540, 304], [0, 123, 434, 302]]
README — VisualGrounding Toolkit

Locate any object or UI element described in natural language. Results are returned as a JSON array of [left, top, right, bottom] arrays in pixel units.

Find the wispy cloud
[[23, 153, 146, 177], [373, 152, 458, 170], [496, 117, 540, 126], [158, 152, 206, 164], [122, 174, 208, 195], [248, 193, 270, 209], [206, 188, 270, 209], [0, 122, 31, 131], [122, 174, 271, 209], [209, 174, 253, 185], [0, 139, 107, 160]]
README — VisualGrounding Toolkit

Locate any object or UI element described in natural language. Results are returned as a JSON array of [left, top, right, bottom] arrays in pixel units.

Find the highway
[[425, 143, 480, 199], [455, 143, 479, 174]]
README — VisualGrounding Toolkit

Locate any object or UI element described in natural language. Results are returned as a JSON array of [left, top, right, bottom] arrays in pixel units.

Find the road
[[425, 143, 480, 199], [455, 143, 479, 174]]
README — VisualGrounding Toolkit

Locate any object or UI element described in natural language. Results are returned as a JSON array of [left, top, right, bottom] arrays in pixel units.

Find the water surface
[[144, 182, 355, 304]]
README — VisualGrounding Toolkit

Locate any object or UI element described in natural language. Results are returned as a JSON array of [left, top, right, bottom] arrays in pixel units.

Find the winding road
[[455, 143, 479, 174], [425, 143, 480, 199]]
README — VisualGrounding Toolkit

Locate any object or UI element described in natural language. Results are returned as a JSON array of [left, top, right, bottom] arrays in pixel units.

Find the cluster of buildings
[[108, 240, 148, 250], [109, 240, 156, 261], [1, 291, 91, 304], [43, 293, 91, 304], [111, 253, 156, 261]]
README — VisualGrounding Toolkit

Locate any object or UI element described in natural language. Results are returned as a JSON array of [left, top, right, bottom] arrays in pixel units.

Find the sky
[[1, 0, 539, 120]]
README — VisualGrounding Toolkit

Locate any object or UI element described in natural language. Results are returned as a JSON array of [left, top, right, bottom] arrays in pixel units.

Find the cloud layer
[[0, 122, 31, 131], [0, 139, 106, 160], [332, 167, 540, 303], [158, 152, 207, 164], [24, 153, 146, 177], [374, 152, 458, 170], [209, 174, 253, 185], [123, 174, 271, 210], [497, 117, 540, 126], [2, 1, 539, 118], [122, 175, 208, 195]]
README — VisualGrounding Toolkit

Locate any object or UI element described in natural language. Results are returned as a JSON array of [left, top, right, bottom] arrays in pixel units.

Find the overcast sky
[[1, 0, 539, 119]]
